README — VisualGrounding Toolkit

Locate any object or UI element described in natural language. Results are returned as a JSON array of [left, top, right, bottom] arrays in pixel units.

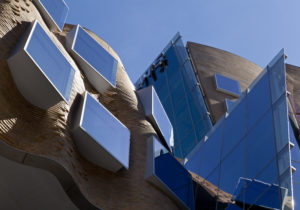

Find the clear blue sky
[[64, 0, 300, 82]]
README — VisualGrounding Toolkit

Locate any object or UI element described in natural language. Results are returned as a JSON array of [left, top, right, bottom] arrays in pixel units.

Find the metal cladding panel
[[72, 92, 130, 172], [66, 25, 118, 93], [7, 20, 74, 110]]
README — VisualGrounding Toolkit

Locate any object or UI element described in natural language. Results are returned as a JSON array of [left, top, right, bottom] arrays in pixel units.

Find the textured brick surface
[[0, 1, 180, 209], [187, 42, 263, 123]]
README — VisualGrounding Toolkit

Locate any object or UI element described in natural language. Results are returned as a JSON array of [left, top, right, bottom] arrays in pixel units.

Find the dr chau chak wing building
[[0, 0, 299, 209]]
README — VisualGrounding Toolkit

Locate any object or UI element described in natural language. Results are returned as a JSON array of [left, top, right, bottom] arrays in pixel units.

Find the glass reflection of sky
[[215, 73, 241, 97], [39, 0, 68, 30], [152, 89, 173, 149], [81, 93, 130, 168], [186, 50, 295, 209], [73, 26, 118, 87], [152, 137, 194, 210], [26, 22, 74, 101]]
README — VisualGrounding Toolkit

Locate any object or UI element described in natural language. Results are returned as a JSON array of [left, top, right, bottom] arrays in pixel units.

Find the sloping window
[[215, 73, 241, 97], [72, 92, 130, 172], [137, 86, 173, 149], [33, 0, 69, 31], [7, 20, 74, 109], [145, 136, 194, 210], [66, 25, 118, 93]]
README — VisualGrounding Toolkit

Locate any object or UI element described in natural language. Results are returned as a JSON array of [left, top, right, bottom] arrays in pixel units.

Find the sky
[[64, 0, 300, 83]]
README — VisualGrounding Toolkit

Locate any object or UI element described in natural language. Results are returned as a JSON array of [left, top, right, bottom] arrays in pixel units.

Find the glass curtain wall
[[186, 49, 297, 209], [136, 33, 212, 158]]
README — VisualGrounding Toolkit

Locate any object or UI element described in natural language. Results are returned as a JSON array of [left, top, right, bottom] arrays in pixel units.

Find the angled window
[[137, 86, 173, 149], [66, 25, 118, 93], [145, 136, 194, 210], [33, 0, 69, 31], [214, 73, 242, 97], [7, 20, 74, 110], [224, 98, 235, 111], [72, 92, 130, 172]]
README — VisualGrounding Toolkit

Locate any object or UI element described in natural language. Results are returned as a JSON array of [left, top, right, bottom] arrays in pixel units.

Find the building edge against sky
[[0, 0, 299, 209]]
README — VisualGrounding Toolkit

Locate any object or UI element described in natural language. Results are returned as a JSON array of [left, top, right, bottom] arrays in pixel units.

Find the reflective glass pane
[[246, 110, 276, 179], [174, 100, 193, 140], [273, 94, 289, 153], [153, 89, 173, 148], [153, 138, 194, 210], [255, 158, 278, 185], [225, 98, 235, 111], [181, 131, 197, 158], [277, 146, 291, 176], [185, 143, 204, 175], [292, 161, 300, 184], [206, 166, 220, 188], [74, 26, 118, 86], [219, 140, 245, 195], [247, 73, 271, 131], [26, 23, 74, 101], [81, 93, 130, 167], [170, 79, 185, 107], [39, 0, 68, 30], [165, 46, 181, 75], [200, 124, 224, 179], [222, 99, 246, 158], [215, 73, 242, 97], [251, 184, 281, 209], [268, 52, 286, 104]]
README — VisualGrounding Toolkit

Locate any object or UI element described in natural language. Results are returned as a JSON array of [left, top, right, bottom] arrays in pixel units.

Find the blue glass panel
[[73, 26, 118, 86], [26, 23, 74, 101], [39, 0, 68, 30], [195, 120, 208, 143], [278, 146, 291, 176], [81, 93, 130, 167], [181, 131, 197, 158], [170, 79, 185, 107], [174, 100, 193, 140], [247, 73, 271, 131], [222, 99, 246, 158], [215, 73, 242, 97], [245, 110, 276, 179], [273, 94, 289, 153], [225, 98, 235, 111], [153, 90, 173, 148], [206, 166, 220, 188], [200, 124, 224, 179], [219, 140, 245, 195], [154, 139, 194, 210], [251, 184, 281, 209], [294, 183, 300, 210], [226, 204, 242, 210], [185, 143, 204, 175], [267, 50, 286, 104], [255, 158, 278, 185], [292, 161, 300, 184], [165, 46, 181, 75], [279, 169, 293, 208], [289, 121, 300, 162]]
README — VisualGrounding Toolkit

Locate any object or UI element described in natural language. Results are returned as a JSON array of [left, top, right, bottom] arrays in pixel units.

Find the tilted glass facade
[[185, 49, 299, 209], [145, 136, 195, 210], [136, 33, 212, 158]]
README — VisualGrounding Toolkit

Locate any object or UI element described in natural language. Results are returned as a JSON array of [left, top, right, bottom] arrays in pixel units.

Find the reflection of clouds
[[283, 196, 293, 210], [0, 118, 17, 134]]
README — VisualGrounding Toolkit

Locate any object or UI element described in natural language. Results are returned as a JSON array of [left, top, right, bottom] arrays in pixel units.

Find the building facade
[[0, 0, 299, 209]]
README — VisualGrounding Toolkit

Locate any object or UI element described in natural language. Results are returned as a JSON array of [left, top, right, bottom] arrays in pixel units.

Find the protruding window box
[[33, 0, 69, 31], [145, 136, 194, 210], [66, 25, 118, 93], [72, 92, 130, 172], [137, 86, 173, 149], [215, 73, 242, 97], [7, 20, 74, 110]]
